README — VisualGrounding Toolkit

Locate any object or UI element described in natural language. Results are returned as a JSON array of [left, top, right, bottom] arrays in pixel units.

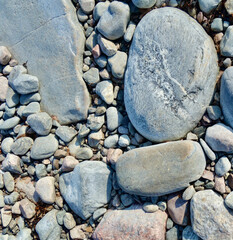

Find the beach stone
[[0, 116, 20, 130], [142, 202, 159, 213], [215, 175, 226, 194], [36, 209, 61, 240], [96, 80, 114, 104], [59, 161, 112, 220], [92, 205, 167, 240], [116, 140, 206, 196], [0, 46, 11, 65], [191, 190, 233, 240], [1, 208, 12, 228], [118, 135, 130, 147], [205, 123, 233, 153], [125, 7, 218, 142], [79, 0, 95, 14], [167, 193, 189, 226], [220, 67, 233, 127], [2, 153, 22, 174], [198, 0, 221, 14], [0, 76, 8, 101], [75, 147, 93, 160], [22, 102, 40, 117], [88, 130, 104, 148], [207, 105, 222, 120], [97, 1, 130, 40], [11, 137, 33, 155], [19, 198, 36, 219], [60, 156, 79, 172], [104, 134, 119, 148], [86, 114, 105, 131], [215, 156, 231, 176], [20, 92, 41, 105], [36, 177, 55, 204], [225, 0, 233, 14], [0, 0, 90, 124], [200, 138, 216, 161], [83, 68, 100, 86], [63, 212, 76, 230], [166, 226, 179, 240], [106, 107, 123, 131], [4, 172, 14, 192], [93, 1, 110, 21], [182, 226, 200, 240], [221, 26, 233, 57], [4, 191, 19, 205], [1, 137, 14, 154], [6, 87, 19, 108], [132, 0, 156, 8], [225, 191, 233, 209], [56, 125, 77, 143], [98, 35, 117, 57], [30, 134, 58, 160], [16, 228, 32, 240], [124, 21, 136, 42], [182, 186, 196, 201]]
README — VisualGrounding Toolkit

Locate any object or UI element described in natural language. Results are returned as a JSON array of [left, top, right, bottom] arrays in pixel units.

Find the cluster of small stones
[[1, 0, 233, 240]]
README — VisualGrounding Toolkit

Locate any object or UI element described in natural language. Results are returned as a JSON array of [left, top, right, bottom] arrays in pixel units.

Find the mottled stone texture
[[92, 205, 167, 240], [125, 7, 218, 142], [116, 140, 206, 196], [0, 0, 90, 124]]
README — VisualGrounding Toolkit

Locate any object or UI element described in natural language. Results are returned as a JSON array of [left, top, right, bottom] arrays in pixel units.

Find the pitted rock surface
[[124, 7, 218, 142]]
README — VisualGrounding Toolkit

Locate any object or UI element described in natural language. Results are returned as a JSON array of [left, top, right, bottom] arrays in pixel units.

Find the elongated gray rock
[[59, 161, 112, 220], [0, 0, 90, 124], [125, 7, 218, 142], [116, 140, 206, 196], [191, 190, 233, 240]]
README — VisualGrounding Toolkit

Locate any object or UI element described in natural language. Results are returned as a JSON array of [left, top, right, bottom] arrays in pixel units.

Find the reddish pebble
[[92, 44, 101, 58], [202, 170, 214, 181], [215, 176, 226, 194]]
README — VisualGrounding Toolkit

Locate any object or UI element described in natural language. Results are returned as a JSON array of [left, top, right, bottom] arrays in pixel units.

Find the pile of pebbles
[[1, 0, 233, 239]]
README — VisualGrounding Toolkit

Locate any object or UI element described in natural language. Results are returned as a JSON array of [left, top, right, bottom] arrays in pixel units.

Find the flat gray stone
[[215, 156, 231, 176], [2, 153, 22, 174], [0, 76, 8, 102], [20, 92, 41, 105], [27, 112, 52, 136], [0, 116, 20, 130], [83, 68, 100, 86], [1, 137, 14, 154], [97, 1, 130, 40], [225, 191, 233, 209], [132, 0, 156, 8], [36, 209, 61, 240], [191, 190, 233, 240], [31, 134, 58, 160], [220, 26, 233, 57], [198, 0, 221, 14], [6, 87, 19, 108], [59, 161, 112, 220], [124, 7, 218, 142], [11, 137, 33, 155], [205, 123, 233, 153], [0, 0, 90, 124], [220, 67, 233, 127], [116, 140, 206, 196], [96, 80, 114, 104], [106, 107, 123, 131], [21, 102, 40, 117], [55, 125, 77, 143]]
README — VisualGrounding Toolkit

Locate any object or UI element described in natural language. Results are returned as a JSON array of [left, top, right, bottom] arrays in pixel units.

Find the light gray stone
[[132, 0, 156, 8], [83, 68, 100, 86], [6, 87, 19, 108], [182, 226, 200, 240], [220, 26, 233, 57], [104, 134, 119, 148], [0, 46, 11, 65], [118, 135, 130, 147], [63, 212, 76, 230], [166, 226, 179, 240], [191, 190, 233, 240], [198, 0, 221, 14], [1, 208, 12, 228], [0, 0, 90, 124], [215, 156, 231, 176], [225, 191, 233, 209], [11, 137, 33, 155], [116, 140, 206, 196], [27, 112, 52, 136], [199, 138, 216, 161], [97, 1, 130, 40], [3, 172, 14, 192], [211, 18, 223, 32], [55, 126, 77, 143], [79, 0, 95, 14], [96, 80, 114, 104], [93, 208, 107, 220], [4, 191, 19, 205], [20, 92, 41, 105], [35, 164, 47, 179], [59, 161, 112, 220], [88, 130, 104, 148], [124, 7, 218, 142], [0, 76, 8, 102], [205, 123, 233, 153], [182, 185, 196, 201], [75, 147, 93, 160], [93, 1, 110, 21], [36, 209, 61, 240], [21, 102, 40, 117], [225, 0, 233, 14], [98, 35, 117, 57], [1, 137, 14, 154], [2, 153, 22, 174], [106, 107, 123, 131], [220, 67, 233, 127], [86, 114, 105, 131], [86, 31, 98, 51], [31, 134, 58, 160], [124, 21, 136, 42], [0, 116, 20, 130], [16, 228, 32, 240]]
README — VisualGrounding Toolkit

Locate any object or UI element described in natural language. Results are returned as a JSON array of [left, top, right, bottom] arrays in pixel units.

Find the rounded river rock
[[124, 7, 218, 142], [116, 140, 206, 196]]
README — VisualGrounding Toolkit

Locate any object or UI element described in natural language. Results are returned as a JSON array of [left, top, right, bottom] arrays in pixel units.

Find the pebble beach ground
[[0, 0, 233, 239]]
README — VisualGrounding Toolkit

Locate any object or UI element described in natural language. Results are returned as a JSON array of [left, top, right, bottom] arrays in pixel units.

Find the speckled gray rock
[[55, 126, 77, 143], [36, 209, 61, 240], [124, 7, 218, 142], [2, 153, 22, 174], [98, 35, 117, 57], [11, 137, 33, 155], [83, 68, 100, 86], [198, 0, 221, 14], [96, 80, 114, 104], [205, 123, 233, 153], [191, 190, 233, 240], [86, 114, 105, 131], [116, 140, 206, 196], [59, 161, 112, 220], [4, 172, 14, 192], [182, 226, 199, 240], [132, 0, 156, 8], [0, 46, 11, 65], [0, 0, 90, 124], [1, 137, 14, 154], [225, 191, 233, 209], [220, 26, 233, 57], [97, 1, 130, 40], [215, 156, 231, 176], [106, 107, 123, 131], [27, 112, 52, 136], [220, 67, 233, 127], [31, 134, 58, 160]]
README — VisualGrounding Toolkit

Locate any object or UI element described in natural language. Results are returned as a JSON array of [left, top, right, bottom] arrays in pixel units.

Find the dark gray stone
[[116, 140, 206, 196], [59, 161, 112, 220], [124, 7, 218, 142]]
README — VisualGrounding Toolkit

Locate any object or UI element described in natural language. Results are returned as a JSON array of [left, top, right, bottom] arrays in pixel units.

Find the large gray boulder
[[124, 7, 218, 142], [59, 161, 112, 220], [116, 140, 206, 196], [191, 190, 233, 240], [0, 0, 90, 124]]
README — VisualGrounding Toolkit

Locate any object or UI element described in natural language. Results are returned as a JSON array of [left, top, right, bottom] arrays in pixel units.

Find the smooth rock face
[[116, 140, 206, 196], [220, 67, 233, 127], [59, 161, 112, 220], [0, 0, 90, 124], [132, 0, 156, 8], [92, 205, 167, 240], [0, 76, 8, 101], [220, 26, 233, 57], [198, 0, 221, 14], [124, 7, 218, 142], [11, 137, 33, 155], [191, 190, 233, 240]]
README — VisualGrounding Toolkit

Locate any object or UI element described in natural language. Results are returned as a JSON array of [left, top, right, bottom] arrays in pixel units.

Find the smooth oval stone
[[124, 7, 218, 142], [116, 140, 206, 196]]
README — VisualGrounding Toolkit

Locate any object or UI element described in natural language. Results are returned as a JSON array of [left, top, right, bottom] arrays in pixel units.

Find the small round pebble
[[182, 185, 196, 200], [142, 202, 159, 213], [215, 156, 231, 176]]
